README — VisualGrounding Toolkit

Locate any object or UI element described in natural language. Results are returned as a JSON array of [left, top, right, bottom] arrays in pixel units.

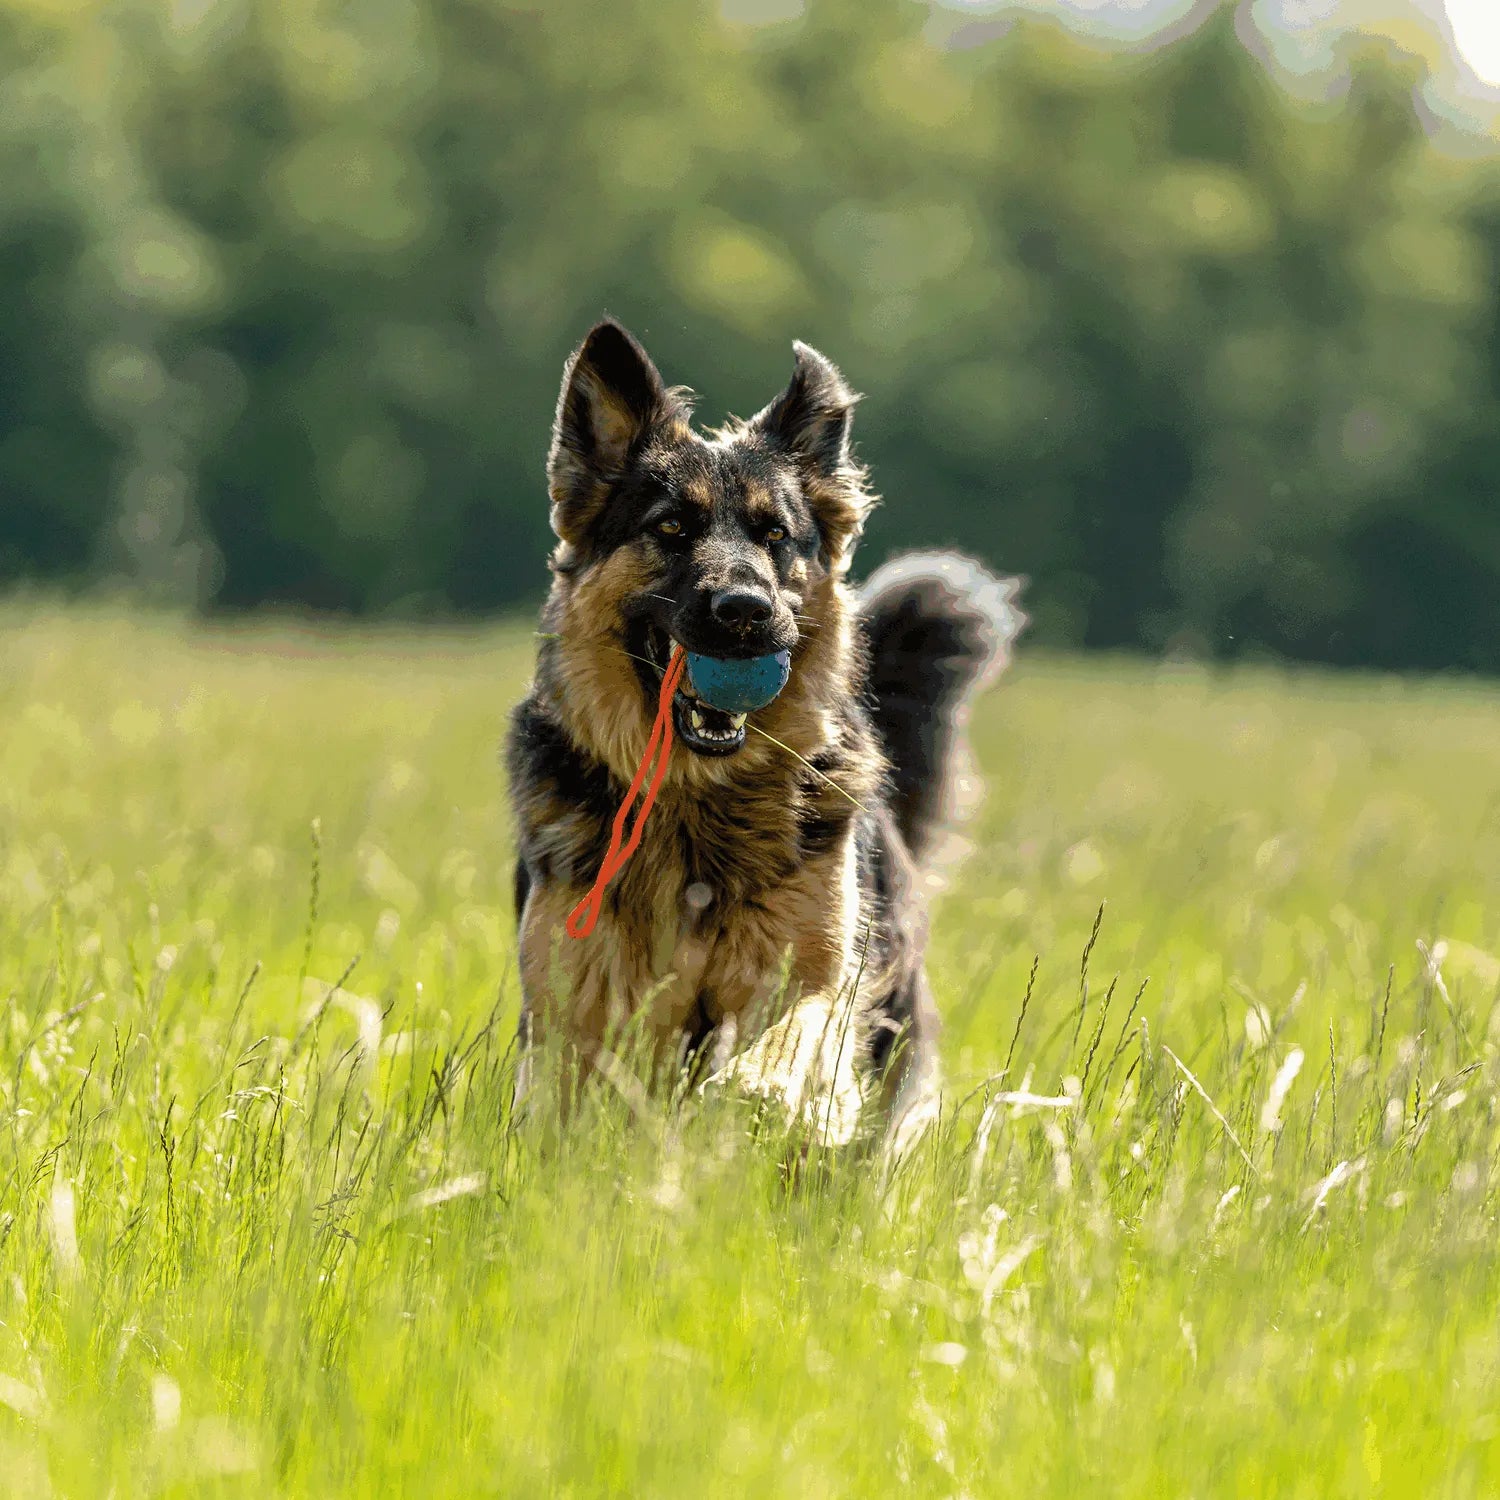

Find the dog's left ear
[[749, 342, 873, 565]]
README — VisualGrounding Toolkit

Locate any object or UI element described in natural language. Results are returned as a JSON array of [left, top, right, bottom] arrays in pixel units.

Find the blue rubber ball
[[685, 650, 791, 714]]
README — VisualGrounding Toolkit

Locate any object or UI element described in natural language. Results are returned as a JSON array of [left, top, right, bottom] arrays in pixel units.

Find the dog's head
[[542, 320, 872, 764]]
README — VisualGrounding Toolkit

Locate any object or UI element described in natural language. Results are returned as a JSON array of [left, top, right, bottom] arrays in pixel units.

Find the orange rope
[[566, 645, 687, 939]]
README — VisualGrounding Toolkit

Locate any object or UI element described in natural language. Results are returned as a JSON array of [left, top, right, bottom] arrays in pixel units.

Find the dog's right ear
[[548, 320, 678, 544]]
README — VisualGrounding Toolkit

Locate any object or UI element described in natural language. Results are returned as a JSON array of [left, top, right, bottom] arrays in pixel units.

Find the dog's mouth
[[642, 624, 749, 758], [671, 689, 746, 756]]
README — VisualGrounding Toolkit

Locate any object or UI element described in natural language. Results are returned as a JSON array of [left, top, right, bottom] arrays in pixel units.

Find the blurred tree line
[[1, 0, 1497, 671]]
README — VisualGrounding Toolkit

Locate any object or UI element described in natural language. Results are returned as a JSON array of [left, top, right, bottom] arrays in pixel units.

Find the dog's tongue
[[684, 650, 791, 714]]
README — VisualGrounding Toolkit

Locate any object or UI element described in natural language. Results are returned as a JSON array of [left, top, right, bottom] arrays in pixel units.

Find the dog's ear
[[749, 342, 873, 566], [548, 320, 679, 543], [754, 341, 854, 474]]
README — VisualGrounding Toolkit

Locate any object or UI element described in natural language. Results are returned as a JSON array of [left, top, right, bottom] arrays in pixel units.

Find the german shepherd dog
[[506, 320, 1024, 1148]]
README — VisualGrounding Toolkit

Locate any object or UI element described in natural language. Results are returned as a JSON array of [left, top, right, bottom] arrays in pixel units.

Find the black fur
[[860, 552, 1026, 864], [507, 319, 1026, 1140], [505, 699, 616, 881]]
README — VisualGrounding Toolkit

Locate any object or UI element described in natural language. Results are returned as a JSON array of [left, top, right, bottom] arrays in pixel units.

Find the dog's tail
[[859, 551, 1026, 867]]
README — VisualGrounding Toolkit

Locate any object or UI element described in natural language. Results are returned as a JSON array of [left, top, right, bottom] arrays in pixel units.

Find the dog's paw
[[701, 996, 868, 1149]]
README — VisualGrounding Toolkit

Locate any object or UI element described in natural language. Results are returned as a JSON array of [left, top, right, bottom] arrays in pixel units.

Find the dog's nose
[[710, 587, 773, 631]]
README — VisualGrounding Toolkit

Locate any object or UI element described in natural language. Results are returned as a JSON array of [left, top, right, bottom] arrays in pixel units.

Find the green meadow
[[2, 607, 1499, 1497]]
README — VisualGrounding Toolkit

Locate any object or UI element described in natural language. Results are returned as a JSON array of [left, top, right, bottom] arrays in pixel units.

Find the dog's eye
[[764, 526, 787, 544], [656, 518, 683, 537]]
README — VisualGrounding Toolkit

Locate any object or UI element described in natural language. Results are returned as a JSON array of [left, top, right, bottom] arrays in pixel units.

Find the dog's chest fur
[[509, 702, 869, 1057]]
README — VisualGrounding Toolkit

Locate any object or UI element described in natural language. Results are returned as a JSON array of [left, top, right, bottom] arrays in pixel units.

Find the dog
[[505, 319, 1025, 1150]]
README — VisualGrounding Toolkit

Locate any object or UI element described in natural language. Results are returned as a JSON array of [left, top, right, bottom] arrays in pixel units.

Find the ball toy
[[685, 649, 791, 714]]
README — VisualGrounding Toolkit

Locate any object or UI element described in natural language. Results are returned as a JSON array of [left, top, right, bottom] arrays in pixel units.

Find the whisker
[[614, 645, 665, 676], [539, 630, 867, 814], [542, 628, 666, 679]]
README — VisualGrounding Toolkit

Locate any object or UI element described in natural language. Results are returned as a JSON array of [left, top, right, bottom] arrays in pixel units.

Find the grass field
[[3, 606, 1499, 1497]]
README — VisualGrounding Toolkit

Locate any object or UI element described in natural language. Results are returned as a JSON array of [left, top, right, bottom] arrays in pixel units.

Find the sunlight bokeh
[[1447, 0, 1500, 85]]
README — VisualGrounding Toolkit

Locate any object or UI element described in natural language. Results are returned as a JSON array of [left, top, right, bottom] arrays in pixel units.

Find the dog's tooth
[[690, 708, 705, 732], [730, 713, 746, 731]]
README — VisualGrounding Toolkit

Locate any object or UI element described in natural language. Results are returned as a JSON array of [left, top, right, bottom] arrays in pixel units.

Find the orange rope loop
[[566, 645, 686, 939]]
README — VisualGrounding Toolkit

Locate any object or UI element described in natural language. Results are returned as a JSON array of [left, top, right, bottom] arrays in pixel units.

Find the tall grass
[[2, 608, 1498, 1496]]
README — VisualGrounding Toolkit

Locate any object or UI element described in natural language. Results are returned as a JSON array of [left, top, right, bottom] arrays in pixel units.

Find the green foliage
[[1, 0, 1498, 667], [2, 609, 1500, 1492]]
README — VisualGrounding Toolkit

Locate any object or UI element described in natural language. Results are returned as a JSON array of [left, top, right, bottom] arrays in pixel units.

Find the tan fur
[[519, 828, 859, 1077], [517, 512, 879, 1085], [511, 323, 1008, 1154], [544, 537, 856, 797]]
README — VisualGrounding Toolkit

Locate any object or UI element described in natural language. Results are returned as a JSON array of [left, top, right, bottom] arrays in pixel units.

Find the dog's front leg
[[703, 990, 869, 1149], [515, 875, 715, 1114]]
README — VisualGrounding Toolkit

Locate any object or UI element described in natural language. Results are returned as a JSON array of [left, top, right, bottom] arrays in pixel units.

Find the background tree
[[0, 0, 1495, 670]]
